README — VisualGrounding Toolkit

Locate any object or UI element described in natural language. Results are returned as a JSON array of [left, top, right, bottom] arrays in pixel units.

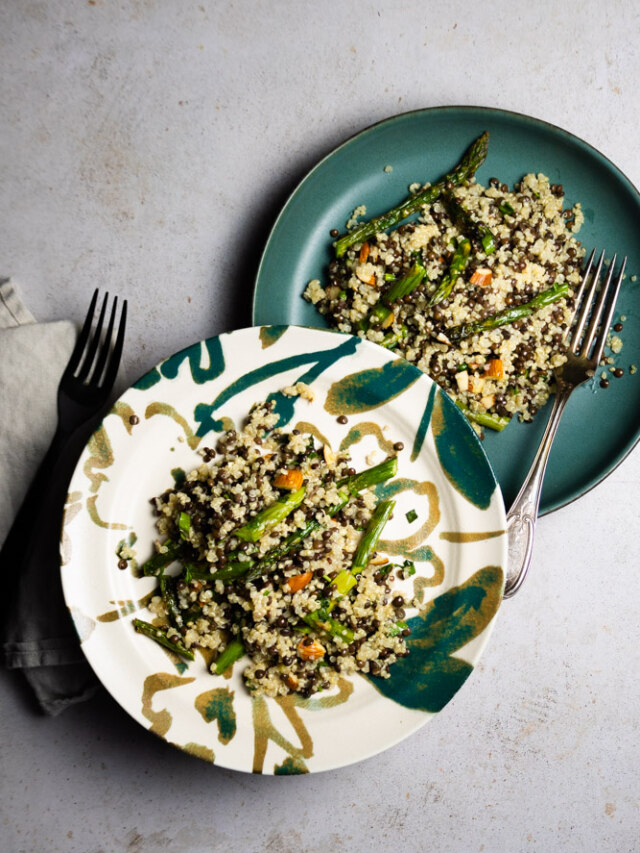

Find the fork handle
[[503, 389, 571, 598], [1, 425, 69, 564], [0, 423, 94, 648]]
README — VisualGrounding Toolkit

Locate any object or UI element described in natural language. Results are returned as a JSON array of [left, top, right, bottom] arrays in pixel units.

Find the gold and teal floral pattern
[[60, 326, 506, 774]]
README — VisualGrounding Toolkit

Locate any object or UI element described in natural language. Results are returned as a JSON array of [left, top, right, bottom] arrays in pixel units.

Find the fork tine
[[566, 248, 595, 335], [569, 250, 605, 352], [101, 299, 127, 390], [90, 296, 118, 385], [62, 288, 99, 378], [591, 256, 627, 365], [76, 291, 109, 381], [580, 253, 617, 357]]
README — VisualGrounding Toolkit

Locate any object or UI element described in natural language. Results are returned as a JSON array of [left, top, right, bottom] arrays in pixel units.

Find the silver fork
[[504, 250, 627, 598]]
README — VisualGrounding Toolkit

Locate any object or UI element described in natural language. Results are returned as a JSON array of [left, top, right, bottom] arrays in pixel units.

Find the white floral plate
[[61, 325, 507, 774]]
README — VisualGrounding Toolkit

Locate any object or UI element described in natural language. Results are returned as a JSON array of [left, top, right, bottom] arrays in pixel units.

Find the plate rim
[[61, 323, 507, 774], [251, 104, 640, 516]]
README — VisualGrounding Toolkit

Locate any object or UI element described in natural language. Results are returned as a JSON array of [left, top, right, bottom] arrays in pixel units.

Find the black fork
[[57, 289, 127, 434], [1, 291, 127, 645]]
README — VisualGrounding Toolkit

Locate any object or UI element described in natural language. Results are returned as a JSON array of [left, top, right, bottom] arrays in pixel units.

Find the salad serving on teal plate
[[253, 106, 640, 513]]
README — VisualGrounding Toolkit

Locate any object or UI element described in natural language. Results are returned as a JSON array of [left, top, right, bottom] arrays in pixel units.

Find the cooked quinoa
[[142, 398, 410, 698], [305, 172, 586, 431]]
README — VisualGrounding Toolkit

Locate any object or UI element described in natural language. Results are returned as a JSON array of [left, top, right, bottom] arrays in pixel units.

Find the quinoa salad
[[135, 396, 413, 698], [304, 132, 587, 433]]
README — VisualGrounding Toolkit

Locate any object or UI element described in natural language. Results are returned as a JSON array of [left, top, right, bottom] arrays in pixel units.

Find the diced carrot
[[470, 268, 493, 287], [380, 311, 395, 329], [285, 571, 313, 593], [297, 638, 325, 661], [367, 274, 377, 286], [273, 469, 304, 490], [359, 242, 370, 263], [485, 358, 504, 379]]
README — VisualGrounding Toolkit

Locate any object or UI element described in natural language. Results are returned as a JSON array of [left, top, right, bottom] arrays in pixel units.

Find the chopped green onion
[[142, 539, 183, 576], [178, 511, 191, 539], [405, 509, 418, 524], [304, 610, 354, 644], [133, 619, 194, 660]]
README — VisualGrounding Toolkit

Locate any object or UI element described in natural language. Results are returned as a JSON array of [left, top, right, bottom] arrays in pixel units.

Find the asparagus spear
[[197, 559, 253, 582], [133, 618, 195, 660], [142, 539, 184, 577], [446, 282, 569, 343], [333, 132, 489, 258], [336, 455, 397, 494], [351, 498, 395, 572], [160, 574, 183, 628], [426, 237, 472, 308], [361, 262, 426, 330], [455, 401, 510, 432], [380, 261, 427, 307], [173, 458, 398, 586], [443, 192, 496, 255], [214, 638, 245, 674], [243, 457, 398, 583], [333, 499, 395, 594], [234, 486, 306, 542]]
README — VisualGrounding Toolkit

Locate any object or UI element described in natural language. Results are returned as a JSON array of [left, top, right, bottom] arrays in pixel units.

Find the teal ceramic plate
[[252, 106, 640, 512], [61, 326, 506, 773]]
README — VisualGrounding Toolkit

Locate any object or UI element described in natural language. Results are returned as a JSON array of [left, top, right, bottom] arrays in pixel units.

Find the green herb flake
[[402, 560, 416, 577], [405, 509, 418, 524]]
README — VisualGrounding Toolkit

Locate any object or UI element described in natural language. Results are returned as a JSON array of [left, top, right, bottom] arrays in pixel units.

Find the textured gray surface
[[1, 2, 639, 851]]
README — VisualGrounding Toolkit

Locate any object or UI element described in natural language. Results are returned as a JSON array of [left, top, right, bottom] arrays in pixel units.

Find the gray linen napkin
[[0, 280, 100, 714]]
